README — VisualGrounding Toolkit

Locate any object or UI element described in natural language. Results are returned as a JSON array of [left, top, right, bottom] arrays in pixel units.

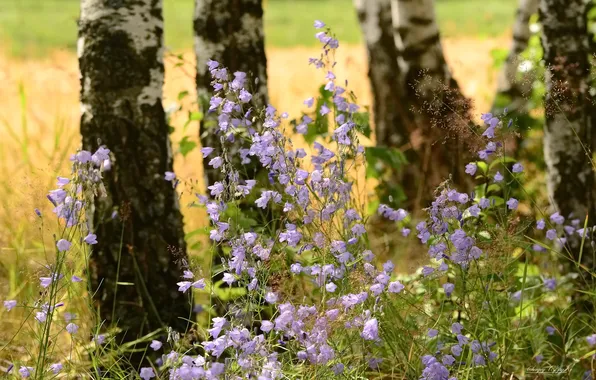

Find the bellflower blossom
[[139, 367, 155, 380], [4, 300, 17, 311], [164, 171, 176, 181], [465, 162, 477, 176]]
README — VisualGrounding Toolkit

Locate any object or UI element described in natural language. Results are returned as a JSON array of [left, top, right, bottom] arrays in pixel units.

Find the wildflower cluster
[[4, 21, 596, 380], [3, 147, 109, 377], [388, 109, 596, 378], [156, 21, 410, 378]]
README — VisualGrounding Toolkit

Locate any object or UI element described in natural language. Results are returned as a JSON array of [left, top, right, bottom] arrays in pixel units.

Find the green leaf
[[367, 198, 380, 217], [221, 203, 258, 229], [237, 215, 258, 229], [489, 156, 517, 171], [473, 184, 486, 198], [189, 111, 203, 121], [178, 90, 189, 101], [365, 162, 380, 179], [179, 136, 197, 157], [353, 111, 371, 138], [516, 263, 540, 277], [476, 161, 488, 174], [478, 231, 491, 241], [183, 111, 204, 132], [588, 6, 596, 21], [486, 184, 502, 195], [385, 185, 407, 206], [580, 349, 596, 360], [189, 241, 203, 251], [185, 228, 210, 239], [305, 116, 328, 144], [489, 196, 504, 206], [365, 146, 407, 171], [318, 84, 333, 100], [213, 280, 247, 301], [492, 93, 513, 111], [490, 48, 509, 69]]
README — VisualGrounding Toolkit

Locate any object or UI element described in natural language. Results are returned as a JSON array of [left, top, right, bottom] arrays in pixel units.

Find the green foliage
[[178, 136, 197, 157], [490, 47, 509, 69], [365, 145, 408, 206], [302, 85, 333, 144], [169, 90, 202, 156], [365, 146, 407, 173], [183, 110, 203, 132], [353, 111, 372, 139], [213, 280, 247, 301], [177, 90, 189, 100], [221, 203, 259, 231]]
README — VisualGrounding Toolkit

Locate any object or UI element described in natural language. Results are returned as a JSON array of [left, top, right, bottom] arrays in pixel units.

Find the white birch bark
[[194, 0, 268, 109], [193, 0, 268, 186], [390, 0, 476, 207], [354, 0, 412, 147], [540, 0, 595, 251], [492, 0, 539, 114], [193, 0, 269, 316], [78, 0, 191, 359]]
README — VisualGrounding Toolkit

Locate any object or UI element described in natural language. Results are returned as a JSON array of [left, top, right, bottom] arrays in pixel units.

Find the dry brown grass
[[0, 38, 506, 253]]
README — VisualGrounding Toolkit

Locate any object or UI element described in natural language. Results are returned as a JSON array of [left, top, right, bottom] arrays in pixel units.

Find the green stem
[[111, 224, 126, 326]]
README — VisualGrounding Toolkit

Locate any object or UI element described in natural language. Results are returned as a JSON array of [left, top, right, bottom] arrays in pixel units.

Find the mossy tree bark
[[78, 0, 192, 362]]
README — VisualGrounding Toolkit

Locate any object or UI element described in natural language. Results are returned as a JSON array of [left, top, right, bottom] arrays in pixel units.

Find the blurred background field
[[1, 0, 515, 56], [0, 0, 516, 269]]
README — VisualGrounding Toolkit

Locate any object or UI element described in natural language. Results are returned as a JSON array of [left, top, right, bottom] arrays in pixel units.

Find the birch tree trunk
[[540, 0, 595, 256], [194, 0, 268, 188], [193, 0, 269, 315], [353, 0, 411, 147], [492, 0, 539, 115], [79, 0, 191, 357], [354, 0, 426, 210], [390, 0, 476, 208]]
